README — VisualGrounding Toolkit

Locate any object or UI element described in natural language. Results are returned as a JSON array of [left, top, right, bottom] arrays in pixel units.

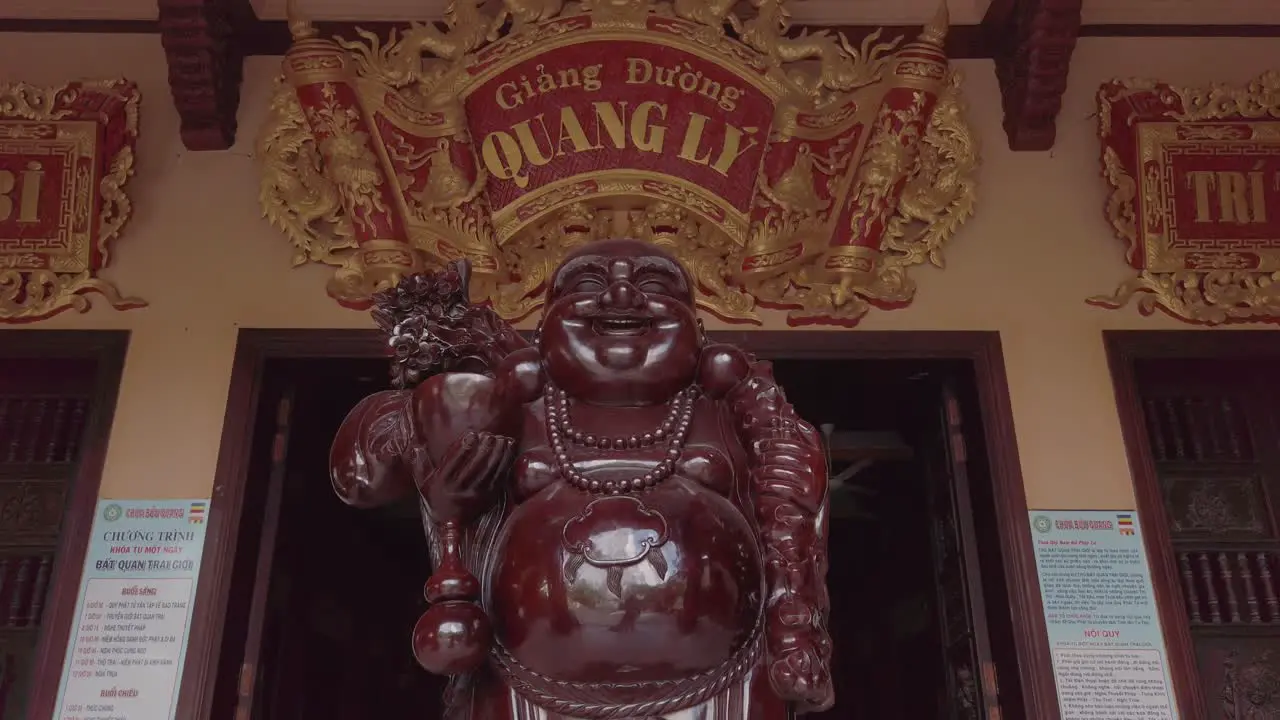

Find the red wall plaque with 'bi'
[[0, 81, 146, 323], [1091, 72, 1280, 325]]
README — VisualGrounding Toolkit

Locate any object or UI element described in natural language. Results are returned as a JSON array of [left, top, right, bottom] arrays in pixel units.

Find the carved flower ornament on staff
[[371, 261, 528, 388], [259, 0, 979, 327]]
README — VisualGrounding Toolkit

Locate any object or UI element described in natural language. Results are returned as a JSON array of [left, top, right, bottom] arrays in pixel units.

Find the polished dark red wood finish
[[0, 331, 128, 720], [183, 325, 1057, 719], [1106, 331, 1280, 720], [330, 240, 833, 717]]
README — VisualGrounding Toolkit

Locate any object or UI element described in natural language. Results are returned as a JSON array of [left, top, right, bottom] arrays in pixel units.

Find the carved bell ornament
[[258, 0, 979, 327]]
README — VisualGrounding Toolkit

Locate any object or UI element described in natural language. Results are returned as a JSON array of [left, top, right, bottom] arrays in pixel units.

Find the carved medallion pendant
[[562, 495, 671, 599]]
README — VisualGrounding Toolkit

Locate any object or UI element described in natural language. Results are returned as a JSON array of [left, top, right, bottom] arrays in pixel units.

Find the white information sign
[[1030, 510, 1178, 720], [54, 499, 209, 720]]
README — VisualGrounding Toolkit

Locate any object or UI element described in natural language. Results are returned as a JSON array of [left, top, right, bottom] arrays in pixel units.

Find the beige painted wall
[[1, 32, 1277, 510]]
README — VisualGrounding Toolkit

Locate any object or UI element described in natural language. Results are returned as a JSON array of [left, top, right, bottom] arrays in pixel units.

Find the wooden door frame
[[1104, 330, 1280, 720], [176, 328, 1059, 720], [1, 330, 130, 720]]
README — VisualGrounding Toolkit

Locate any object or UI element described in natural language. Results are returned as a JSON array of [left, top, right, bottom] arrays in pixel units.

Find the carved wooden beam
[[147, 0, 1070, 153], [158, 0, 253, 151], [985, 0, 1083, 151]]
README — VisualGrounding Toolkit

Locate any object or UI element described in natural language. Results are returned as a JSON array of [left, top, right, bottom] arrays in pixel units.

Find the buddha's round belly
[[487, 477, 763, 684]]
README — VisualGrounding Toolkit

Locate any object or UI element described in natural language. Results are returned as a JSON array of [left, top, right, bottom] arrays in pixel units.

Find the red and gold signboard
[[0, 80, 145, 323], [259, 0, 977, 327], [464, 35, 777, 240], [1091, 72, 1280, 324]]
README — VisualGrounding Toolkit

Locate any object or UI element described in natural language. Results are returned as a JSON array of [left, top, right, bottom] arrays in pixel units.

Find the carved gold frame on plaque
[[1091, 72, 1280, 325], [0, 80, 145, 323]]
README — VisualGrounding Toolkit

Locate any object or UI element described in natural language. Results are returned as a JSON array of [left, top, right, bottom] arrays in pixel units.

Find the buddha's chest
[[511, 396, 746, 501]]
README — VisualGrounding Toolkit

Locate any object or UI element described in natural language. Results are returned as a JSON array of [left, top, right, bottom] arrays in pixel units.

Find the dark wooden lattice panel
[[1176, 549, 1280, 626], [0, 358, 95, 476], [0, 397, 90, 467], [1140, 394, 1254, 465], [0, 357, 98, 720], [1135, 359, 1280, 549], [1133, 357, 1280, 716]]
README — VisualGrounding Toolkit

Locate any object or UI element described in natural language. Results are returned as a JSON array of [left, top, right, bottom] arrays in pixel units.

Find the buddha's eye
[[637, 276, 671, 295], [571, 276, 606, 293]]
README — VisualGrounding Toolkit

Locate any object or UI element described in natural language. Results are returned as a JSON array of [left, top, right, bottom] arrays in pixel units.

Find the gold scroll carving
[[258, 0, 978, 327]]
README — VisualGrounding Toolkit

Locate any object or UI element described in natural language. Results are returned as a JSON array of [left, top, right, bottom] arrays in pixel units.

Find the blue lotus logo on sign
[[102, 503, 123, 522], [1033, 515, 1052, 534]]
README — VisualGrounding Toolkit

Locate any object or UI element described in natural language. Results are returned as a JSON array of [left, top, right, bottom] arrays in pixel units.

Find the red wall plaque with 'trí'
[[1092, 72, 1280, 325]]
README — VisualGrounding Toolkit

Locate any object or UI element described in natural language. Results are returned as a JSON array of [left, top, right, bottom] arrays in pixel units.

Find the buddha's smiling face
[[538, 239, 701, 405]]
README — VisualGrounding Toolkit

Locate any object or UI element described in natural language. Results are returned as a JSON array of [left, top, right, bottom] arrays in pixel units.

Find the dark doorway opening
[[768, 357, 1019, 720], [209, 351, 1025, 720], [211, 359, 447, 719]]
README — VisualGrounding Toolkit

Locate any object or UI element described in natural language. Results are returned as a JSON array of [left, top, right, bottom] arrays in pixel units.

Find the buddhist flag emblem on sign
[[189, 501, 207, 524], [1117, 513, 1135, 536]]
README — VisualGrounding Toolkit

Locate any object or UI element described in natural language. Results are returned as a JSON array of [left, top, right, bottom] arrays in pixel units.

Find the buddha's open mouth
[[592, 317, 651, 336]]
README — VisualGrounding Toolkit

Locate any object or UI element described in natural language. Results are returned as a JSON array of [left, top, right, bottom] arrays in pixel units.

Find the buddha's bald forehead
[[553, 253, 682, 281]]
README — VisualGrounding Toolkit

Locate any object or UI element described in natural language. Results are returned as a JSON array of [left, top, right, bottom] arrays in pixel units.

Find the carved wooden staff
[[366, 261, 532, 675]]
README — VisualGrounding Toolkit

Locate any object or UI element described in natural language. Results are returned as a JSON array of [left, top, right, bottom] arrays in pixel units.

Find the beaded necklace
[[543, 385, 699, 494]]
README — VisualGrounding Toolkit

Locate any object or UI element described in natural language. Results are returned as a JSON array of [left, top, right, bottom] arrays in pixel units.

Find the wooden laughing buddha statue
[[330, 239, 833, 719]]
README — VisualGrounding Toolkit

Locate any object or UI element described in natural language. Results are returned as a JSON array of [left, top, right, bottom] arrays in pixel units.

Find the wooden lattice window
[[1135, 358, 1280, 719], [0, 357, 97, 720]]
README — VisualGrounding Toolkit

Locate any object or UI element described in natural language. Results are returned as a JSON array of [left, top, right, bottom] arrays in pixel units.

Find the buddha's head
[[538, 238, 701, 405]]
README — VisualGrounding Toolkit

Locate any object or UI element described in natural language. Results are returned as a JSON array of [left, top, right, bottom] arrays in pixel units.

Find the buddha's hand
[[765, 595, 834, 713], [418, 430, 515, 524]]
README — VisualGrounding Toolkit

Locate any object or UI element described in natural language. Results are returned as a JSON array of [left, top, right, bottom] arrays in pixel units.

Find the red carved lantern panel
[[0, 357, 96, 720]]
